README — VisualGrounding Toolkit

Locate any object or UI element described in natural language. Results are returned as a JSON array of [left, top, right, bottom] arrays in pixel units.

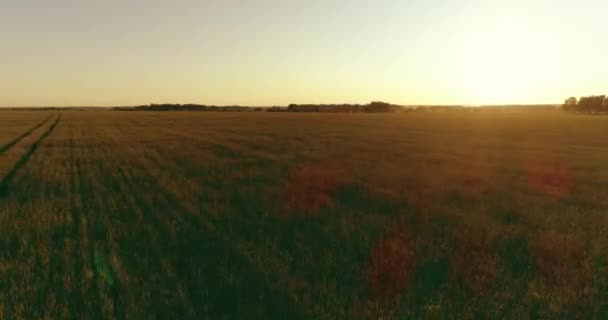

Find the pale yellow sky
[[0, 0, 606, 106]]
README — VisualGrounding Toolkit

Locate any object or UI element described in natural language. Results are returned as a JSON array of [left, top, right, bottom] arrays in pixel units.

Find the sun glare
[[446, 14, 561, 105]]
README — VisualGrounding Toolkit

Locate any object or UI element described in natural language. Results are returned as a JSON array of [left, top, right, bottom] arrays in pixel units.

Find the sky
[[0, 0, 606, 106]]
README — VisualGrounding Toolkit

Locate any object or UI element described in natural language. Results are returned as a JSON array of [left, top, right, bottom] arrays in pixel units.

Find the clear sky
[[1, 0, 606, 106]]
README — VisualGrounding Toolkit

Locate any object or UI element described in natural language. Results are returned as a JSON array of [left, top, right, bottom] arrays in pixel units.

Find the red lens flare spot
[[526, 156, 574, 199]]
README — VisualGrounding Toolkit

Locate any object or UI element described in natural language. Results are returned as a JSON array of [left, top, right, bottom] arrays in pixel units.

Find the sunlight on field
[[1, 110, 608, 318]]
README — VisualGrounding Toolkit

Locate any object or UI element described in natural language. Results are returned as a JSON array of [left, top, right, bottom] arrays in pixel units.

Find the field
[[1, 110, 608, 318]]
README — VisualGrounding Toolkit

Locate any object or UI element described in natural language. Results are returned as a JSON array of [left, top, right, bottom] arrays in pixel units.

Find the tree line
[[114, 104, 254, 112], [287, 101, 402, 113], [563, 95, 608, 113], [113, 102, 405, 113]]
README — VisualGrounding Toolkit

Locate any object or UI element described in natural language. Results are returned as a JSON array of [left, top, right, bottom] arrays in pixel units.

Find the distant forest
[[114, 101, 404, 113], [0, 103, 560, 112], [563, 95, 608, 113]]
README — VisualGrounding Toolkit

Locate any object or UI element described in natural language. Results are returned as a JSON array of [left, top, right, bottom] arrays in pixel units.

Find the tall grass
[[0, 110, 607, 318]]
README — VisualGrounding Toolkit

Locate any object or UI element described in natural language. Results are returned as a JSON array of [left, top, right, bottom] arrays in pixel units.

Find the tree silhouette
[[563, 95, 607, 113]]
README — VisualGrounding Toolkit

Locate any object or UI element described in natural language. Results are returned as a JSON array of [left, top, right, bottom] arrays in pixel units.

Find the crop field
[[1, 110, 608, 318]]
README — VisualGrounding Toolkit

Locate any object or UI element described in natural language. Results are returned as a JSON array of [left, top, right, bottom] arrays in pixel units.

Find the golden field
[[1, 110, 607, 318]]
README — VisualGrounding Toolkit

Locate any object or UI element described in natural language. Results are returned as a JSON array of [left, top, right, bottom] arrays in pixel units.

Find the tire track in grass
[[61, 126, 184, 318], [40, 125, 71, 319], [12, 113, 64, 318], [68, 125, 135, 319], [0, 114, 61, 197], [85, 139, 126, 320], [73, 154, 106, 320], [67, 130, 103, 319], [0, 113, 61, 316], [36, 124, 85, 319], [60, 123, 106, 319], [0, 114, 52, 155], [34, 117, 301, 318], [34, 120, 104, 319]]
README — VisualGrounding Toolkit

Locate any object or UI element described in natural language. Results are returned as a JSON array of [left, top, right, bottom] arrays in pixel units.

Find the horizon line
[[0, 103, 562, 109]]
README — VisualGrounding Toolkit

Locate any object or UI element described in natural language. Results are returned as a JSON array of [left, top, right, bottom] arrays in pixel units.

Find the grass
[[0, 109, 608, 318]]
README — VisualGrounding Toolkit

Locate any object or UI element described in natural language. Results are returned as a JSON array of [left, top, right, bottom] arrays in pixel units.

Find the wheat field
[[1, 110, 608, 318]]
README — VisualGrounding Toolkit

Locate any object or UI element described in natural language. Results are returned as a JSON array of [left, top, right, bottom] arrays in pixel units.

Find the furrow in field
[[19, 115, 105, 319], [39, 119, 101, 319], [0, 113, 65, 318], [24, 115, 191, 318], [69, 127, 110, 320], [0, 117, 55, 178], [0, 114, 61, 197], [38, 122, 94, 319], [0, 114, 52, 155], [0, 112, 50, 148], [25, 115, 301, 318]]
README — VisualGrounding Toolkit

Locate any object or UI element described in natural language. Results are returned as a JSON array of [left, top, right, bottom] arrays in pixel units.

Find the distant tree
[[563, 95, 608, 114], [579, 96, 605, 113], [563, 97, 577, 111], [366, 101, 398, 113]]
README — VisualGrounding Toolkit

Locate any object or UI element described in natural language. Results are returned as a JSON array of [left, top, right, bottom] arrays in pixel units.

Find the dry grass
[[1, 110, 608, 318], [282, 161, 349, 215], [526, 155, 575, 199], [450, 228, 498, 293], [366, 228, 416, 298], [455, 161, 496, 197], [531, 230, 586, 287]]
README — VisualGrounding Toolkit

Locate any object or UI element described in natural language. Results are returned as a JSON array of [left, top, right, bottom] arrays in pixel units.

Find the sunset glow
[[1, 0, 606, 106]]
